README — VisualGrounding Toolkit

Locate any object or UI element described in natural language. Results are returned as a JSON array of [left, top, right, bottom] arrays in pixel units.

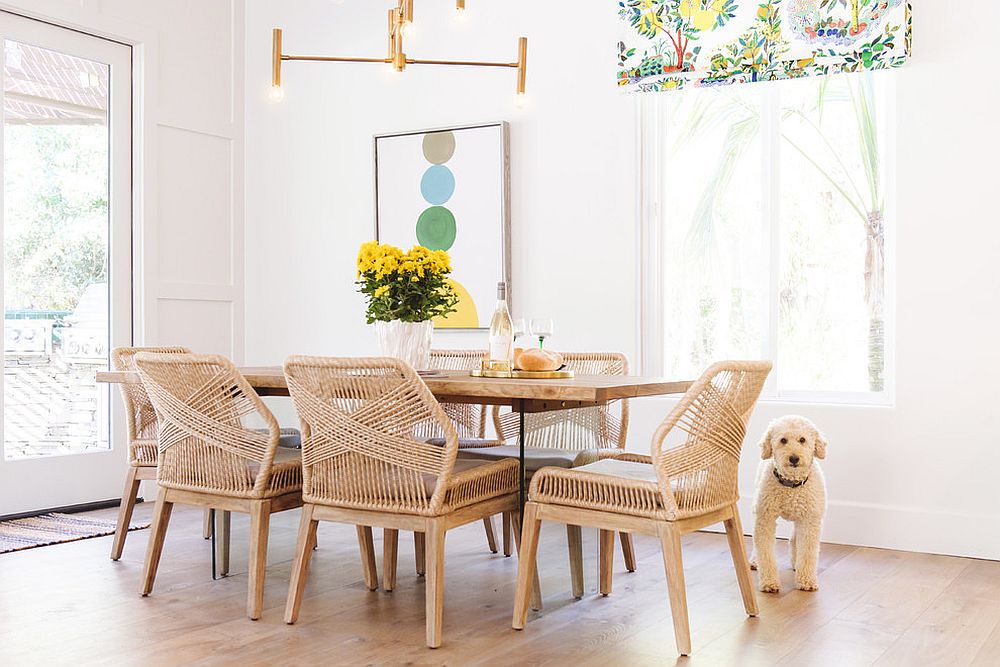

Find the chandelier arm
[[271, 1, 528, 95], [283, 55, 393, 64], [407, 59, 518, 68]]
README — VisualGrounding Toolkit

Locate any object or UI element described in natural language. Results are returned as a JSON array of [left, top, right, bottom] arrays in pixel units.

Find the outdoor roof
[[3, 40, 107, 125]]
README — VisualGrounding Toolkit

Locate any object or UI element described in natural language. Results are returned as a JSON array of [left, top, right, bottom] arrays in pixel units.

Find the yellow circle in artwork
[[435, 279, 479, 329]]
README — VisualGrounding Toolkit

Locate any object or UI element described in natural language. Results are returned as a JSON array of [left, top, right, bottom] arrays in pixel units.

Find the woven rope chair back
[[496, 352, 630, 450], [283, 356, 459, 515], [133, 352, 281, 499], [111, 346, 190, 465], [421, 349, 487, 440], [651, 360, 771, 519]]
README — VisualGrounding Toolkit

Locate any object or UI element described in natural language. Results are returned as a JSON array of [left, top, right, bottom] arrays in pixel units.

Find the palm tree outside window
[[644, 71, 893, 401]]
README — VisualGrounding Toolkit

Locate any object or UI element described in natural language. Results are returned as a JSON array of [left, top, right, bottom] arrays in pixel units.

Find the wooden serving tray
[[470, 369, 575, 379]]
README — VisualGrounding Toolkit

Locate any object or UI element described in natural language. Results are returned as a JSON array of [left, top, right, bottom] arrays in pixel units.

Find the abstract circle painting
[[433, 278, 479, 328], [422, 131, 456, 164], [420, 165, 456, 205], [416, 206, 457, 251]]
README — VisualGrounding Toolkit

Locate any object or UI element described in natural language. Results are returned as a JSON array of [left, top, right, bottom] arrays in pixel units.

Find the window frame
[[638, 74, 897, 407]]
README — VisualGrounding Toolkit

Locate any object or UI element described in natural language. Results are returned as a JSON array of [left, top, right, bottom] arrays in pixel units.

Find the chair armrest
[[457, 438, 502, 450], [598, 451, 653, 464], [492, 407, 519, 445]]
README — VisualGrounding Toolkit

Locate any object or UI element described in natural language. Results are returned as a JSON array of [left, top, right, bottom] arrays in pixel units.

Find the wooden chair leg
[[566, 524, 584, 599], [483, 516, 499, 554], [511, 502, 543, 629], [414, 531, 425, 576], [724, 505, 758, 617], [384, 528, 399, 592], [285, 504, 319, 624], [140, 488, 173, 597], [657, 523, 691, 656], [599, 529, 615, 596], [111, 466, 141, 561], [620, 532, 637, 572], [511, 508, 542, 611], [357, 526, 379, 591], [202, 507, 213, 539], [502, 511, 513, 557], [424, 520, 446, 648], [216, 509, 231, 577], [247, 500, 271, 620]]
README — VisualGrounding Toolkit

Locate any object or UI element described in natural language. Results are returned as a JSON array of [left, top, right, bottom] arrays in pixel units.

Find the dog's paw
[[758, 580, 781, 594], [795, 577, 819, 592], [749, 558, 758, 571]]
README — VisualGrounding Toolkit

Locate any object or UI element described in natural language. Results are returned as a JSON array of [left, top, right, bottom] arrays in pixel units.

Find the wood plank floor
[[1, 503, 997, 666]]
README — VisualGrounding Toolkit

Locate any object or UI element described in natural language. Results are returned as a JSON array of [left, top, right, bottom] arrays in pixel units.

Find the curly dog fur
[[750, 415, 828, 593]]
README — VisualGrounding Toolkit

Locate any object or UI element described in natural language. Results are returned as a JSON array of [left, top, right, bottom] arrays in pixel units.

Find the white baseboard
[[712, 497, 1000, 561]]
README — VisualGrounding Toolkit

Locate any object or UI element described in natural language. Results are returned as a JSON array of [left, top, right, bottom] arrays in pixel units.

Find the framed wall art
[[374, 121, 511, 330]]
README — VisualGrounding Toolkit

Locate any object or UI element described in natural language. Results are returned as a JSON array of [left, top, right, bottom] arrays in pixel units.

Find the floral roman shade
[[617, 0, 911, 92]]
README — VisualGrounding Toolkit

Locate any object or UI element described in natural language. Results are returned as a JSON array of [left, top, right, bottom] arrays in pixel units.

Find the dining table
[[97, 367, 694, 519]]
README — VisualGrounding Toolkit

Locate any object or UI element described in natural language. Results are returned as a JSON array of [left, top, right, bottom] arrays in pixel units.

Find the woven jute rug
[[0, 512, 149, 554]]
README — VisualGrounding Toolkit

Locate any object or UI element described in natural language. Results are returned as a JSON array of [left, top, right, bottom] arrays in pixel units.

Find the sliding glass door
[[0, 12, 131, 515]]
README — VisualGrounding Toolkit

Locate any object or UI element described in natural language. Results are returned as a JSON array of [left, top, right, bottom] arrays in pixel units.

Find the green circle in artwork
[[416, 206, 457, 251], [422, 131, 456, 164]]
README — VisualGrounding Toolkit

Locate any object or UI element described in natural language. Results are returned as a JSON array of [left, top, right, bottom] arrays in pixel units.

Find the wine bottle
[[488, 281, 514, 373]]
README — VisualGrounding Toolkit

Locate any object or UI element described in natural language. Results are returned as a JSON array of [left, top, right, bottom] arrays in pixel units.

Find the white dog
[[750, 415, 827, 593]]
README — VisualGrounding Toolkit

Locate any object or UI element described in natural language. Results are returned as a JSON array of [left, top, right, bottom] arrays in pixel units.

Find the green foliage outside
[[3, 124, 108, 313]]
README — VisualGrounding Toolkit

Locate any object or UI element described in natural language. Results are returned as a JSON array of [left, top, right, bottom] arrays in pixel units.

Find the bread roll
[[514, 348, 563, 372]]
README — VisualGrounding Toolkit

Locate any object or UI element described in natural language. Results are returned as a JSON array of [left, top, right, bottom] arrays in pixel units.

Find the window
[[641, 72, 894, 403]]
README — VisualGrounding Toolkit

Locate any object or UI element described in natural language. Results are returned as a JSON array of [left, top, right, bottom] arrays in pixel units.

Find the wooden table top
[[97, 367, 692, 412]]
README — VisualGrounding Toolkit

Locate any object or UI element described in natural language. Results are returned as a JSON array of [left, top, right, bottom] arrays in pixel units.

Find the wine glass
[[529, 318, 554, 349], [512, 318, 527, 343]]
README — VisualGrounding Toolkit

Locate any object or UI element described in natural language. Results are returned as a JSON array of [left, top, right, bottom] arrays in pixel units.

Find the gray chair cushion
[[455, 445, 599, 473], [277, 428, 302, 449], [572, 458, 658, 483], [254, 427, 302, 449]]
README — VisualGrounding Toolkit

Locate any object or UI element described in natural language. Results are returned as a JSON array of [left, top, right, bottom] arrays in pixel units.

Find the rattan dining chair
[[512, 360, 771, 656], [133, 353, 303, 620], [426, 349, 489, 439], [458, 352, 636, 597], [109, 346, 196, 560], [419, 349, 501, 561], [281, 356, 522, 648]]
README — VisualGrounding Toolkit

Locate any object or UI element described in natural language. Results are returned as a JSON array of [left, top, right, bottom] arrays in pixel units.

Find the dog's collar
[[773, 467, 809, 488]]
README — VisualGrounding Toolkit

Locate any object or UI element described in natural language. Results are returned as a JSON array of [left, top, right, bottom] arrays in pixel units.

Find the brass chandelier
[[271, 0, 527, 100]]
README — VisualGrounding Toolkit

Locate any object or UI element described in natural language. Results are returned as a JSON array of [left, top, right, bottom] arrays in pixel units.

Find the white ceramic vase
[[374, 319, 433, 371]]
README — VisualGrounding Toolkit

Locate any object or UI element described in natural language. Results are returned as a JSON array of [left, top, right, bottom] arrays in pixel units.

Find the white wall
[[245, 0, 1000, 559], [244, 0, 636, 360]]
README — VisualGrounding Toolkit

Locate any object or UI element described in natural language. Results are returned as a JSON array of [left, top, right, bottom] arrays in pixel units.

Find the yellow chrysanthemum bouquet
[[356, 241, 459, 324]]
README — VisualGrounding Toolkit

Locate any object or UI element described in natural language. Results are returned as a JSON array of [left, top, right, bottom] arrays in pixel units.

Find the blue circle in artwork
[[420, 165, 456, 205]]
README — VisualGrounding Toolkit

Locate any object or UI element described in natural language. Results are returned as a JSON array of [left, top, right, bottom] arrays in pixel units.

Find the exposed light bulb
[[269, 84, 285, 102], [400, 20, 415, 37], [514, 92, 527, 109]]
